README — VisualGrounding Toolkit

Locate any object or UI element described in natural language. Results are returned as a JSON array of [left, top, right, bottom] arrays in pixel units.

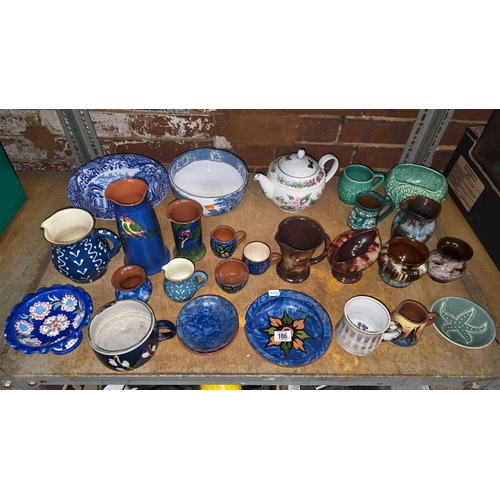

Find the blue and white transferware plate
[[245, 290, 333, 367], [67, 153, 169, 219], [431, 297, 496, 349], [4, 284, 93, 355], [176, 295, 239, 354]]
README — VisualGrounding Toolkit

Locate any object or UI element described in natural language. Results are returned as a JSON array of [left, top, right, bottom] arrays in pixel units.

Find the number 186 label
[[274, 330, 292, 342]]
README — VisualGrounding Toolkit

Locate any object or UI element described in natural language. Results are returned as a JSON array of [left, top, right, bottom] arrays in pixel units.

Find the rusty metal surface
[[2, 172, 500, 387]]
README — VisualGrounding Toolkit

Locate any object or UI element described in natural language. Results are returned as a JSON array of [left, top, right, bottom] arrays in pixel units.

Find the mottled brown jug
[[390, 300, 439, 347], [274, 216, 330, 283]]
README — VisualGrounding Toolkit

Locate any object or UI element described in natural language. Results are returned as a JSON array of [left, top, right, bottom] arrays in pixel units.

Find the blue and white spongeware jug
[[41, 207, 121, 284], [105, 177, 170, 275]]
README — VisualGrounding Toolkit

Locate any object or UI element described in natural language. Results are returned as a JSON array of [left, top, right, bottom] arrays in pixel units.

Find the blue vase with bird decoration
[[105, 178, 170, 275]]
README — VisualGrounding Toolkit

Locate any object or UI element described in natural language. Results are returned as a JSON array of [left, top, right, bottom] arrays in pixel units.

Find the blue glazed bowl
[[176, 295, 239, 354], [169, 148, 248, 216], [4, 284, 93, 355]]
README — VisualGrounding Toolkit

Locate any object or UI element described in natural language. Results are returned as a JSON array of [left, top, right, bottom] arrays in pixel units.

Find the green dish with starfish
[[431, 297, 496, 349]]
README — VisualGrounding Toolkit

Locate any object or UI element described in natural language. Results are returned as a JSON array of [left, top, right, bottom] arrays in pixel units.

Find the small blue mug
[[162, 258, 208, 302], [210, 225, 247, 258], [242, 241, 282, 275]]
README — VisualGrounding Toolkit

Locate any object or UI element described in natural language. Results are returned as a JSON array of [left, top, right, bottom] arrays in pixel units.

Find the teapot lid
[[278, 149, 318, 178]]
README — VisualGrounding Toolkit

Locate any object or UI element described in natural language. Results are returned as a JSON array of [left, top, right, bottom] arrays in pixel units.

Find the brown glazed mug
[[274, 216, 331, 283], [377, 237, 429, 288], [390, 300, 439, 347]]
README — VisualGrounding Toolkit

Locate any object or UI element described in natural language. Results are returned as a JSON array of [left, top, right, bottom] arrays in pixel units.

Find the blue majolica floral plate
[[431, 297, 496, 349], [176, 295, 239, 354], [245, 290, 333, 367], [67, 153, 169, 219], [4, 284, 93, 355]]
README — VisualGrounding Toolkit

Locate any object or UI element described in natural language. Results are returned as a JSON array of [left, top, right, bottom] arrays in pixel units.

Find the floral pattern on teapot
[[254, 148, 339, 212]]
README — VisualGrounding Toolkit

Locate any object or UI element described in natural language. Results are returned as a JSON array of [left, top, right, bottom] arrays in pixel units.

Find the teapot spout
[[253, 173, 274, 200]]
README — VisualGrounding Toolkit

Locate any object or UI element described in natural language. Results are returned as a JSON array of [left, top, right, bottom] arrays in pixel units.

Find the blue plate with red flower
[[4, 284, 93, 355], [244, 290, 332, 367]]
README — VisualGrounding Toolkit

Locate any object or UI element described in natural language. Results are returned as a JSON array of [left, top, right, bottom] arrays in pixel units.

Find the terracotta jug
[[274, 216, 330, 283], [390, 300, 439, 347], [105, 178, 170, 275]]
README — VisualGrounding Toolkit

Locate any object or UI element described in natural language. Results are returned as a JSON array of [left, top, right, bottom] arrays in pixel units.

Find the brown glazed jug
[[377, 237, 429, 288], [390, 300, 439, 347], [274, 216, 331, 283]]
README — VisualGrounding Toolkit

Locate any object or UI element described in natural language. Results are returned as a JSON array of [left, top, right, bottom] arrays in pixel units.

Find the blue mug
[[162, 258, 208, 302], [210, 225, 247, 258], [242, 241, 282, 275]]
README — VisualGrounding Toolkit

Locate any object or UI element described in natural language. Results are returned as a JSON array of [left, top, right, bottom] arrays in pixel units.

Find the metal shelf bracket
[[56, 109, 103, 167], [400, 109, 454, 166]]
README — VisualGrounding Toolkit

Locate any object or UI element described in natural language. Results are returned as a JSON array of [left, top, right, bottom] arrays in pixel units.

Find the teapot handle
[[320, 154, 339, 184]]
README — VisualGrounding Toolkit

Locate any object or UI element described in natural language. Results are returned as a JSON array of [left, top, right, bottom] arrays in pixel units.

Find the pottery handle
[[427, 312, 440, 326], [235, 231, 247, 247], [310, 233, 331, 266], [155, 320, 177, 342], [321, 154, 339, 183], [377, 199, 395, 223], [193, 271, 208, 290], [371, 172, 385, 190], [269, 252, 282, 266], [95, 228, 122, 260]]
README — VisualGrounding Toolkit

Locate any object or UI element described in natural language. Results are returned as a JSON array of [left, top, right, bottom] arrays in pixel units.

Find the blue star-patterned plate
[[431, 297, 496, 349], [67, 153, 169, 219], [4, 284, 93, 355], [245, 290, 333, 367], [176, 295, 239, 354]]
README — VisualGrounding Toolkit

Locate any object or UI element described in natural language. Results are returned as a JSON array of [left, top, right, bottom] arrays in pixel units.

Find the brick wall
[[0, 109, 493, 173]]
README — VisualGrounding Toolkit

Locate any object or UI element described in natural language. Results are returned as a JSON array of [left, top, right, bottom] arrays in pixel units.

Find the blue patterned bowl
[[176, 295, 239, 353], [4, 284, 93, 355], [169, 148, 248, 216], [67, 153, 170, 220]]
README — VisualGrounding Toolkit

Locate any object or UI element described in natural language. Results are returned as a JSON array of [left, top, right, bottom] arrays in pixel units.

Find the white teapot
[[254, 148, 339, 212]]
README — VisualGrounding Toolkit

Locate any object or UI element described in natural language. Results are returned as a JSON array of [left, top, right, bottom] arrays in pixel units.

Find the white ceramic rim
[[87, 299, 154, 355], [344, 295, 391, 334], [243, 241, 271, 262], [162, 258, 195, 281], [42, 208, 94, 244]]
